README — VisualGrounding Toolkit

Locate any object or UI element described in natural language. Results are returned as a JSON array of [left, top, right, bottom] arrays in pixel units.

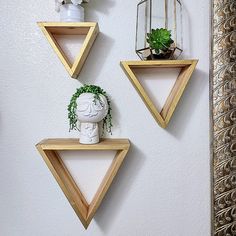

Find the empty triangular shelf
[[120, 60, 198, 128], [36, 138, 130, 229], [38, 22, 99, 78]]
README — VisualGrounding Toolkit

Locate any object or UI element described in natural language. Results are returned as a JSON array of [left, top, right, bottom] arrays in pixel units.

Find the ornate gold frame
[[211, 1, 236, 235]]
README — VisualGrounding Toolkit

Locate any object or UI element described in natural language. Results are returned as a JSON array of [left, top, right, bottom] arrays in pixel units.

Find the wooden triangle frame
[[38, 22, 99, 79], [36, 138, 130, 229], [120, 60, 198, 128]]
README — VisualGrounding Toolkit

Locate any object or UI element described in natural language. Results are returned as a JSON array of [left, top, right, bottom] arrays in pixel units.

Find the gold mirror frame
[[211, 0, 236, 235]]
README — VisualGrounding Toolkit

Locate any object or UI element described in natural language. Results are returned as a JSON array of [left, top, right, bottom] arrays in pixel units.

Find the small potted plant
[[68, 85, 112, 144], [146, 28, 175, 60], [55, 0, 89, 22]]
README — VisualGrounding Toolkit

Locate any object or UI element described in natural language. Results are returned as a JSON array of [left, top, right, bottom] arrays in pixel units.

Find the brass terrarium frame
[[135, 0, 183, 60], [211, 0, 236, 235]]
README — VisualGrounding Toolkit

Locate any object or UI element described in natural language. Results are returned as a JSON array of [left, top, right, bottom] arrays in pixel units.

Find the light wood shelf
[[36, 138, 130, 229], [38, 22, 99, 79], [120, 60, 198, 128]]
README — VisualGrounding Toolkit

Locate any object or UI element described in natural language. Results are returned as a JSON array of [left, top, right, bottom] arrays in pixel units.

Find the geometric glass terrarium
[[136, 0, 183, 60]]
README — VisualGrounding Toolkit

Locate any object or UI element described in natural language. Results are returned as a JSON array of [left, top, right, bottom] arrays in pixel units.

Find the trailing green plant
[[147, 28, 174, 55], [68, 84, 113, 135]]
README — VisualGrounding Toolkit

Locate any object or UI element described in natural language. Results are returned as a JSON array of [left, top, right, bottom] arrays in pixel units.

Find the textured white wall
[[0, 0, 210, 235]]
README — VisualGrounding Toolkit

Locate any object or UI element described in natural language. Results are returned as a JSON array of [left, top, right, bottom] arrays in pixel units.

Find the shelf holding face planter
[[36, 1, 130, 229], [36, 138, 130, 229], [38, 22, 99, 78], [121, 60, 198, 128]]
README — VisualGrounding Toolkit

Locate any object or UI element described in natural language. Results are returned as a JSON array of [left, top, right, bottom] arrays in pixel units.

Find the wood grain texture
[[37, 22, 99, 79], [36, 138, 130, 229], [37, 138, 130, 150], [120, 60, 198, 128]]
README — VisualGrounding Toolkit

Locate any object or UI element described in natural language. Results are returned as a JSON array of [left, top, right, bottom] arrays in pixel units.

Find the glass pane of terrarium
[[136, 0, 151, 51], [166, 0, 175, 42], [151, 0, 165, 29], [151, 0, 183, 58], [151, 0, 175, 45], [176, 0, 183, 50]]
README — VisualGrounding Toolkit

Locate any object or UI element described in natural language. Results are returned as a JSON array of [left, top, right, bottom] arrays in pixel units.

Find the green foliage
[[68, 84, 113, 135], [147, 28, 174, 54]]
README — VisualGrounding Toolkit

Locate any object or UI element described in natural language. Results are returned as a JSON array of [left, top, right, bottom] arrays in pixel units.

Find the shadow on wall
[[84, 0, 116, 21], [166, 69, 208, 139], [78, 32, 115, 85], [94, 142, 145, 233]]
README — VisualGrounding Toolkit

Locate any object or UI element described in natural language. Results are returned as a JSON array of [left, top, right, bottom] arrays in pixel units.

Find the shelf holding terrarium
[[136, 0, 183, 60]]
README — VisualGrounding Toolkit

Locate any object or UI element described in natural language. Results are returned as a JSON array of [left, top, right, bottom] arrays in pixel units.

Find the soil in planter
[[147, 50, 173, 60]]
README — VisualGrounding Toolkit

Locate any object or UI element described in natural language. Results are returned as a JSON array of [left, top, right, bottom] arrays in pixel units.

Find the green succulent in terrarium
[[147, 28, 174, 59]]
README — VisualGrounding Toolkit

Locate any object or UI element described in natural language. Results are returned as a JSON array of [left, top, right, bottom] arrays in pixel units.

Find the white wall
[[0, 0, 210, 235]]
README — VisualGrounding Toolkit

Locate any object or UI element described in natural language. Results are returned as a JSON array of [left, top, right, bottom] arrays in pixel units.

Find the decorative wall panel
[[211, 1, 236, 235]]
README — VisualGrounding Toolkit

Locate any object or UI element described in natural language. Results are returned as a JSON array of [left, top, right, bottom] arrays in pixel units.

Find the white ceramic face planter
[[76, 93, 109, 144], [60, 4, 84, 22], [55, 0, 88, 22]]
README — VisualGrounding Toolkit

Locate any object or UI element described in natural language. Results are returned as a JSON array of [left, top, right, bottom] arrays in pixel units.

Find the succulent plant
[[147, 28, 174, 55]]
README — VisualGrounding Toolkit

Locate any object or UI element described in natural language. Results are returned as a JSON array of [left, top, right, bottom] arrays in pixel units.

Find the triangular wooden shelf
[[120, 60, 198, 128], [38, 22, 99, 78], [36, 138, 130, 229]]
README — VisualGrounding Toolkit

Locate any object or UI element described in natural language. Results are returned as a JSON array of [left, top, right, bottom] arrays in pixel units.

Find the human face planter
[[77, 93, 108, 144], [68, 85, 112, 145]]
